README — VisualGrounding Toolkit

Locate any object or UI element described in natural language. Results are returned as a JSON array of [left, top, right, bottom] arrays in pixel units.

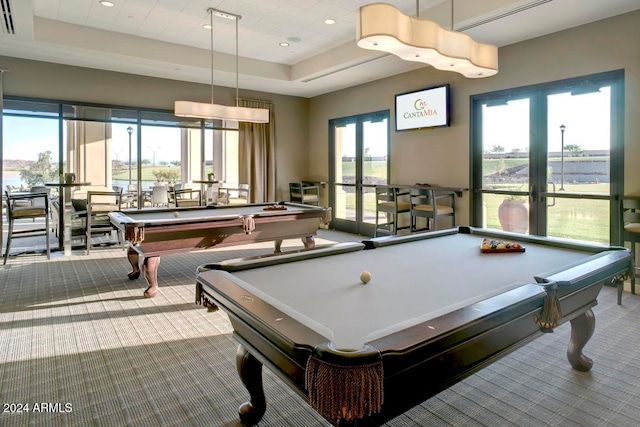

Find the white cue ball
[[173, 211, 179, 217], [360, 271, 371, 284]]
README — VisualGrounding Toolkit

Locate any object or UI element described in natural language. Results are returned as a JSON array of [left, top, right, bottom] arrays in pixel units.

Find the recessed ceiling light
[[100, 1, 115, 7], [279, 42, 290, 47], [324, 19, 336, 25], [203, 24, 212, 30]]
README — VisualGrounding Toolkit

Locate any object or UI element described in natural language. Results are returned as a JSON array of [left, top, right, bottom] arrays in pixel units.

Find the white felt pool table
[[196, 226, 632, 426]]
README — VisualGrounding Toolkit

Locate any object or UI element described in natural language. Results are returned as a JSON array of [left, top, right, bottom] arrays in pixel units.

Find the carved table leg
[[236, 344, 266, 426], [142, 256, 161, 298], [567, 309, 595, 372], [127, 248, 141, 279], [274, 239, 283, 253], [302, 236, 315, 249]]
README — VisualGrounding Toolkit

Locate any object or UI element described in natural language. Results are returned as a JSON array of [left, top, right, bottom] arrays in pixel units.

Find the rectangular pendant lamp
[[174, 8, 269, 123], [175, 101, 269, 123]]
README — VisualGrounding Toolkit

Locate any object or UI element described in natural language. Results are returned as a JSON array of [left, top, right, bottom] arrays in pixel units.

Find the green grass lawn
[[341, 161, 388, 179], [336, 161, 611, 244], [112, 165, 179, 182], [479, 182, 610, 244]]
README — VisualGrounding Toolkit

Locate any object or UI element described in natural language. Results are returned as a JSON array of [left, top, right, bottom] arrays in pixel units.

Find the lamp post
[[147, 146, 160, 166], [559, 124, 566, 191], [127, 126, 133, 185]]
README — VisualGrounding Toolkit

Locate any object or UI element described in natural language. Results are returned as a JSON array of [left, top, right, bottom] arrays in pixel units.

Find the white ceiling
[[1, 0, 639, 98]]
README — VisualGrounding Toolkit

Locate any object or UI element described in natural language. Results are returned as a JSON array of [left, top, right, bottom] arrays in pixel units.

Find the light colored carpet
[[1, 229, 639, 427]]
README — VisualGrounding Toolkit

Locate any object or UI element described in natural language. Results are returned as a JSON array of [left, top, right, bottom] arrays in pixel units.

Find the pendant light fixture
[[356, 0, 498, 78], [174, 8, 269, 123]]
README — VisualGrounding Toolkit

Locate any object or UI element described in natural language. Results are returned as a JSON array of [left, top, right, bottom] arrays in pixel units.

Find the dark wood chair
[[409, 187, 455, 232], [374, 186, 410, 237], [621, 196, 640, 303], [86, 189, 122, 254], [174, 188, 202, 207], [3, 191, 50, 264], [289, 182, 319, 205]]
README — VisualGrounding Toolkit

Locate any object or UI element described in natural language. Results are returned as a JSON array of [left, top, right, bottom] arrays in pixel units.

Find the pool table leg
[[567, 308, 595, 372], [302, 236, 315, 249], [126, 249, 160, 298], [142, 256, 160, 298], [126, 248, 141, 280], [273, 237, 316, 253], [236, 344, 266, 426]]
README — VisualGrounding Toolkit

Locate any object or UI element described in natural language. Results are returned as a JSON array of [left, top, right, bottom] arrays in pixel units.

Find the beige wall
[[308, 10, 640, 225], [0, 56, 309, 201]]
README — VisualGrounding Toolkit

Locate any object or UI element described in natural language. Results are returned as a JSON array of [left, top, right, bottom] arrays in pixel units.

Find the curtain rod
[[236, 97, 275, 105]]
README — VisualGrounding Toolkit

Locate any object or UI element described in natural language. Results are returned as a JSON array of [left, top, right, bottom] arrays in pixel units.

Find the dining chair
[[374, 186, 410, 237], [289, 182, 319, 205], [30, 185, 53, 229], [174, 188, 202, 207], [621, 196, 640, 303], [151, 185, 169, 207], [3, 191, 51, 264], [409, 187, 455, 232], [85, 189, 122, 254], [203, 183, 221, 205], [219, 184, 250, 205]]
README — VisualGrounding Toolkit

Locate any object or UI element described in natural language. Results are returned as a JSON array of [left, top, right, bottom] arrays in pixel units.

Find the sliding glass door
[[329, 110, 390, 235], [543, 87, 614, 242], [472, 71, 624, 244]]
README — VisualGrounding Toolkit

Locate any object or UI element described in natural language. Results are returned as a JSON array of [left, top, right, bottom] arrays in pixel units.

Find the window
[[329, 110, 390, 235], [471, 70, 624, 244], [1, 97, 239, 209]]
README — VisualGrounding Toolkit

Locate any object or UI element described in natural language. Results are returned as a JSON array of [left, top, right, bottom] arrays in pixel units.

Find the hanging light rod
[[356, 2, 498, 78], [174, 7, 269, 123], [210, 8, 240, 20]]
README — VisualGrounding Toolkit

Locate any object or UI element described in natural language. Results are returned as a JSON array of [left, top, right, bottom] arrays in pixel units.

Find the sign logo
[[404, 98, 438, 119]]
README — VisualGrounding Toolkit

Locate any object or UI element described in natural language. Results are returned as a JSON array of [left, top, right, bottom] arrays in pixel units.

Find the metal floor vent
[[1, 0, 15, 35]]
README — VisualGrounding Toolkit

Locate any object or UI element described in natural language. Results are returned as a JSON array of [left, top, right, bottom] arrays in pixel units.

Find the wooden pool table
[[195, 226, 631, 426], [109, 202, 330, 298]]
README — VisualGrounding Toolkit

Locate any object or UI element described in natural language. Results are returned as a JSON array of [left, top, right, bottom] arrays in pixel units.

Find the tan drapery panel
[[238, 99, 276, 203]]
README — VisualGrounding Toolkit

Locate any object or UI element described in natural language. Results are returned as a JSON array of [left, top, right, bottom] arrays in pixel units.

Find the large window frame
[[329, 110, 390, 236], [1, 96, 239, 210], [470, 70, 625, 244]]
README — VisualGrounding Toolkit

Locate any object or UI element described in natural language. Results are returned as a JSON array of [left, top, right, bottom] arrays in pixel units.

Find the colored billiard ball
[[360, 271, 371, 284], [173, 211, 179, 217]]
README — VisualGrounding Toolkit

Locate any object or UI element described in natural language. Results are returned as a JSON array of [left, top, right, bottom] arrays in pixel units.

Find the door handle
[[546, 181, 556, 207]]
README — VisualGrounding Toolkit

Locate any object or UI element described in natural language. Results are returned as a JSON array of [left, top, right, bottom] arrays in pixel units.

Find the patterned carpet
[[1, 230, 639, 427]]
